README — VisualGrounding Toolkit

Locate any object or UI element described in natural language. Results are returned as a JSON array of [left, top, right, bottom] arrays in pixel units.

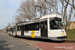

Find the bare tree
[[59, 0, 75, 30], [15, 0, 58, 22], [36, 0, 58, 18], [65, 0, 75, 9], [16, 0, 37, 22], [8, 23, 11, 27], [36, 0, 75, 30], [14, 0, 74, 30]]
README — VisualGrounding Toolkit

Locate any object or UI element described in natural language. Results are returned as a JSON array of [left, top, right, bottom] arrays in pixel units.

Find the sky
[[0, 0, 24, 29], [0, 0, 74, 29]]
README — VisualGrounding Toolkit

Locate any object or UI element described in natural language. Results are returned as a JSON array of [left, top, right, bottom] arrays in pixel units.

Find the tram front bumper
[[57, 36, 67, 39], [48, 36, 67, 41]]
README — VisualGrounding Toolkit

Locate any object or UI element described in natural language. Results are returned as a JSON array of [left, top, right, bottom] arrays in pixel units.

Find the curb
[[2, 32, 42, 50], [65, 39, 75, 42], [66, 39, 75, 41], [17, 38, 42, 50]]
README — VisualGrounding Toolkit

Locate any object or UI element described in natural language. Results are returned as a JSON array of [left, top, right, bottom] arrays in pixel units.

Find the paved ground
[[0, 32, 37, 50], [2, 31, 75, 50], [34, 42, 75, 50]]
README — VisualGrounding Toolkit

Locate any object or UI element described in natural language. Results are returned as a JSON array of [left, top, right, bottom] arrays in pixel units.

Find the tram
[[9, 13, 67, 41], [8, 27, 12, 35]]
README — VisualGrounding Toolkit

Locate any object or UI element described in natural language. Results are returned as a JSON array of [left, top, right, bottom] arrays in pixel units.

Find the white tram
[[8, 25, 16, 36], [8, 27, 12, 35], [9, 13, 67, 41]]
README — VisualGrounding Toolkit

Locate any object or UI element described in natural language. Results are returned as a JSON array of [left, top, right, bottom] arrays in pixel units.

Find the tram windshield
[[50, 18, 63, 29]]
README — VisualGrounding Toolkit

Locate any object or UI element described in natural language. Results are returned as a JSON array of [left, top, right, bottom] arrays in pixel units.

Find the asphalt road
[[0, 32, 37, 50]]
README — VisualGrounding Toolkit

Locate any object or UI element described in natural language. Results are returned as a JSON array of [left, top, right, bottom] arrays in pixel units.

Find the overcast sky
[[0, 0, 24, 29]]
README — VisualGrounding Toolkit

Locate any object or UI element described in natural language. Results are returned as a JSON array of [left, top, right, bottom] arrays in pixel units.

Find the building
[[64, 22, 75, 30]]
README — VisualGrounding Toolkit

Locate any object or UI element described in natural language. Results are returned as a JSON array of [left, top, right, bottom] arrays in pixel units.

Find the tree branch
[[45, 0, 55, 7], [65, 0, 74, 8]]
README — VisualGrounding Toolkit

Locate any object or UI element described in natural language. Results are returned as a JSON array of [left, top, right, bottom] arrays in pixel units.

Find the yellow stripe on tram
[[31, 31, 35, 38], [63, 32, 65, 36]]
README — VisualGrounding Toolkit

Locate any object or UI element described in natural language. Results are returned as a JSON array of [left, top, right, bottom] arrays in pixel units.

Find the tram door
[[12, 28, 14, 36], [41, 21, 48, 37], [11, 28, 13, 36], [21, 25, 24, 36]]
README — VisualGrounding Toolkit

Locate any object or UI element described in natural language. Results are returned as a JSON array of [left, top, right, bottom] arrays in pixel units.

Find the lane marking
[[3, 45, 14, 48]]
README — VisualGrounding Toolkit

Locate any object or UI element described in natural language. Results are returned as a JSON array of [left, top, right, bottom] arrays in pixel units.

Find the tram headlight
[[61, 31, 66, 36]]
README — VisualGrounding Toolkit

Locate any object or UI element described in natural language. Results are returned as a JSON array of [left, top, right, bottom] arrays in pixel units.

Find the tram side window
[[28, 25, 31, 30], [50, 20, 58, 29], [41, 21, 47, 29], [25, 25, 31, 30], [35, 23, 39, 30], [25, 25, 27, 30], [19, 27, 21, 31], [14, 27, 16, 31], [17, 26, 21, 31], [41, 22, 43, 28], [13, 28, 15, 32], [11, 28, 13, 32], [31, 24, 35, 30], [22, 25, 24, 31], [44, 21, 47, 30], [24, 23, 39, 30]]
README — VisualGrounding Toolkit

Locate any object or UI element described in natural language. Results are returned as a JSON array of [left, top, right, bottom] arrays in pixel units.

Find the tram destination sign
[[55, 17, 62, 21]]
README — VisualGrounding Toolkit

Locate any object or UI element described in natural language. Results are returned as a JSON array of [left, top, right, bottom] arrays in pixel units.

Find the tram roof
[[17, 19, 46, 26], [40, 13, 62, 19], [17, 13, 62, 26]]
